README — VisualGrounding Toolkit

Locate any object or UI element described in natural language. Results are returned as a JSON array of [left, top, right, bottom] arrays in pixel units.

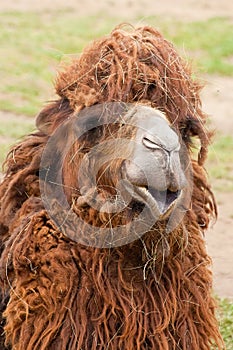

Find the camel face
[[39, 103, 192, 248]]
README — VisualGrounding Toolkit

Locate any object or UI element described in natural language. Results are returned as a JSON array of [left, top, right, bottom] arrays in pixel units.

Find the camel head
[[39, 102, 192, 248]]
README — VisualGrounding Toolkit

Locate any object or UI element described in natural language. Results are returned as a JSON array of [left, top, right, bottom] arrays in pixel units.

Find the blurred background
[[0, 0, 232, 347]]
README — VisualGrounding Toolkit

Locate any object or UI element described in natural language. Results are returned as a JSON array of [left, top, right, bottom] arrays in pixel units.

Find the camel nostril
[[167, 182, 180, 193], [167, 170, 187, 192], [166, 188, 181, 203]]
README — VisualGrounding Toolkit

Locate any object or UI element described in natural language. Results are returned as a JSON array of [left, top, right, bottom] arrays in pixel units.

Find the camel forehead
[[129, 106, 179, 151]]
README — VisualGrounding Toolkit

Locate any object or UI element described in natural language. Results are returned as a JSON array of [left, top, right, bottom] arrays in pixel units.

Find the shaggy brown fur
[[0, 25, 224, 349]]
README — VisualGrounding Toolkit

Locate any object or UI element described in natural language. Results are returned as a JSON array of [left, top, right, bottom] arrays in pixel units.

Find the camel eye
[[78, 125, 104, 146], [87, 126, 103, 139]]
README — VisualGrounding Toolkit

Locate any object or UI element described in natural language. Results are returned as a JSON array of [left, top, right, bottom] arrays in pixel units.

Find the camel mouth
[[132, 185, 181, 216]]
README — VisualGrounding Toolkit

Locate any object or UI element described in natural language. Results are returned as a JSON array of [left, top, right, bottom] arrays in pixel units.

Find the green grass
[[207, 135, 233, 191], [218, 298, 233, 349], [0, 114, 35, 164], [0, 117, 35, 139], [0, 11, 117, 116], [0, 12, 232, 116], [153, 17, 233, 75]]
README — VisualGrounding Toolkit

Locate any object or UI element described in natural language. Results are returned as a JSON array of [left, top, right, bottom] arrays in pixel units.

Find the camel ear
[[36, 104, 54, 135], [36, 99, 73, 135]]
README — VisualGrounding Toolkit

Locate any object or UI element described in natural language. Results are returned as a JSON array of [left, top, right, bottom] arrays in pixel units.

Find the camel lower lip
[[132, 186, 181, 215]]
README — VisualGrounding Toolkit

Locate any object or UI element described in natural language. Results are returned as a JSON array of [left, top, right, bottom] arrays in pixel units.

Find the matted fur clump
[[0, 25, 224, 349]]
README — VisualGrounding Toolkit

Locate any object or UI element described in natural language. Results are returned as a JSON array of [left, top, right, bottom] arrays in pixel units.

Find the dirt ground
[[1, 0, 232, 299]]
